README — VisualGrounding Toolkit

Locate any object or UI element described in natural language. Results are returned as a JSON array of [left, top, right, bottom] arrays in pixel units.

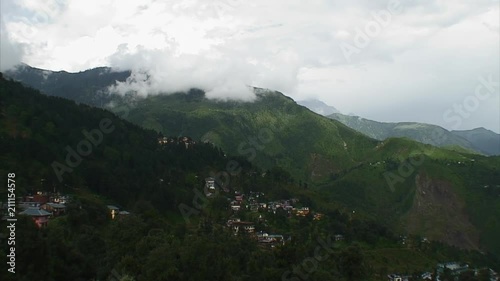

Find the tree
[[441, 267, 454, 281], [476, 268, 490, 281], [339, 245, 366, 281], [459, 270, 477, 281]]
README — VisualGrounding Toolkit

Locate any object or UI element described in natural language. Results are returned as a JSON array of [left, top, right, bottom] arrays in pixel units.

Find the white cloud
[[0, 0, 498, 131], [0, 23, 23, 71]]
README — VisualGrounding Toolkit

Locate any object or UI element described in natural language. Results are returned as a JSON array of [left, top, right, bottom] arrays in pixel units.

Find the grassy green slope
[[0, 75, 230, 212], [328, 113, 479, 154], [6, 66, 500, 260], [119, 91, 500, 257], [123, 89, 378, 182], [319, 137, 500, 257]]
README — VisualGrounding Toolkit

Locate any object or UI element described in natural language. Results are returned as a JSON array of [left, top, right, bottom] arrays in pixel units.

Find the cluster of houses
[[225, 218, 287, 248], [0, 191, 132, 228], [256, 231, 286, 248], [226, 189, 320, 219], [388, 262, 498, 281], [388, 273, 432, 281], [0, 192, 70, 228], [204, 177, 321, 219], [157, 136, 197, 149], [207, 177, 332, 249]]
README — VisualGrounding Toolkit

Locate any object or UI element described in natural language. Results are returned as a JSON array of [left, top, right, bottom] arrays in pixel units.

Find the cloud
[[1, 0, 498, 130], [0, 1, 24, 71], [0, 23, 23, 72], [107, 44, 258, 101]]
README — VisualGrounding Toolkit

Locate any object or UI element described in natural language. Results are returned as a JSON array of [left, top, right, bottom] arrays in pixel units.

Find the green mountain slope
[[121, 89, 378, 182], [319, 137, 500, 256], [0, 73, 228, 211], [5, 63, 130, 106], [328, 113, 484, 155], [5, 66, 500, 261], [2, 74, 500, 281], [452, 127, 500, 156]]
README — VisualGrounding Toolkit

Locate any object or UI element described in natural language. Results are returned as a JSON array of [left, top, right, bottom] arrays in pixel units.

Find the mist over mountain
[[5, 64, 130, 106], [2, 0, 500, 279], [5, 65, 500, 259], [328, 113, 500, 156], [296, 99, 340, 116], [6, 64, 498, 158]]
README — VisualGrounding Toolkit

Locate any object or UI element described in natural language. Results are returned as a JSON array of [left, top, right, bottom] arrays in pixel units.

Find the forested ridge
[[1, 75, 498, 281]]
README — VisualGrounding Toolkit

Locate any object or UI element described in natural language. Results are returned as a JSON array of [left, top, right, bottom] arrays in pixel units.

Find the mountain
[[452, 128, 500, 156], [5, 65, 500, 261], [0, 72, 231, 211], [120, 88, 378, 183], [296, 98, 340, 116], [5, 64, 379, 182], [3, 72, 500, 281], [4, 63, 130, 105], [328, 113, 485, 155], [318, 137, 500, 255]]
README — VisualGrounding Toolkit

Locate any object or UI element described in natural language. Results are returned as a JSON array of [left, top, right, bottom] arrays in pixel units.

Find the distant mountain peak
[[451, 128, 500, 155], [296, 98, 340, 116]]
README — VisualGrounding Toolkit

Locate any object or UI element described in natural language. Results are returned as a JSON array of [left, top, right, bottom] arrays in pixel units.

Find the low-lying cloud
[[0, 13, 23, 71], [107, 45, 258, 101], [1, 0, 499, 130]]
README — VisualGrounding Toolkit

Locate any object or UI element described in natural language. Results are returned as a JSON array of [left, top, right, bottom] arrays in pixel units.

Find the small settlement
[[0, 191, 130, 228]]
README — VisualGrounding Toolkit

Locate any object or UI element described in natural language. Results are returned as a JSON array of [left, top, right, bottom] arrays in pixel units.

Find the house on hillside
[[18, 201, 41, 210], [41, 203, 66, 216], [107, 205, 120, 220], [248, 203, 259, 212], [437, 262, 469, 276], [23, 193, 49, 205], [296, 207, 310, 216], [180, 136, 196, 149], [387, 274, 403, 281], [420, 272, 432, 280], [257, 232, 285, 248], [205, 177, 215, 191], [20, 207, 51, 228], [227, 219, 255, 234], [118, 210, 131, 219]]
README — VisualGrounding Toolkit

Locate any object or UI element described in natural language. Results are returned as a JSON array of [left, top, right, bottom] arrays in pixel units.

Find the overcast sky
[[1, 0, 499, 132]]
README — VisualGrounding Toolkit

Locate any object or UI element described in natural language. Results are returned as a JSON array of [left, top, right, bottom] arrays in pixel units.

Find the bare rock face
[[404, 173, 480, 250]]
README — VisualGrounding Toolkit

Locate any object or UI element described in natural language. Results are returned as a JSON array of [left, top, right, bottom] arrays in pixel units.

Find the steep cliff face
[[403, 173, 480, 250]]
